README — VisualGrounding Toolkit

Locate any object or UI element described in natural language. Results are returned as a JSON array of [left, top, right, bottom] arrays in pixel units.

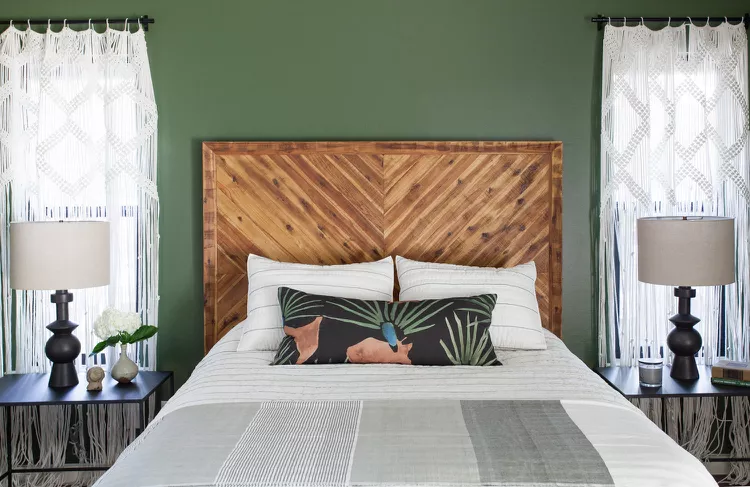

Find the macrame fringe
[[728, 396, 750, 484], [633, 396, 750, 485], [3, 404, 142, 487]]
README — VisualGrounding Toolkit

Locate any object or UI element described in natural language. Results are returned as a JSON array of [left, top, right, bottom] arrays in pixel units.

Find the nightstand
[[0, 371, 174, 485], [595, 364, 750, 399], [595, 364, 750, 464]]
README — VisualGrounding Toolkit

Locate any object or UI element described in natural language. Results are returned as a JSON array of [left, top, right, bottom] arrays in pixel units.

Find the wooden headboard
[[203, 141, 562, 352]]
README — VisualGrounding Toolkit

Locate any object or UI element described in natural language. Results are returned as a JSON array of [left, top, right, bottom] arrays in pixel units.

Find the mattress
[[94, 327, 717, 487]]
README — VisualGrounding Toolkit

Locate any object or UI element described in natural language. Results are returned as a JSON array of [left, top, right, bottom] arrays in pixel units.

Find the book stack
[[711, 359, 750, 387]]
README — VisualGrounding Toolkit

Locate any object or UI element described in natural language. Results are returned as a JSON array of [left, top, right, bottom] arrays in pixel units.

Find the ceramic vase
[[111, 344, 138, 384]]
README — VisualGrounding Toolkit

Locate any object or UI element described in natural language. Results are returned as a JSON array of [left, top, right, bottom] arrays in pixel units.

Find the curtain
[[598, 21, 750, 483], [0, 22, 158, 486], [598, 21, 749, 367]]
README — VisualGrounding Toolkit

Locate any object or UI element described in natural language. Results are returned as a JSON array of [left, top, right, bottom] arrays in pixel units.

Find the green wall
[[3, 1, 748, 386]]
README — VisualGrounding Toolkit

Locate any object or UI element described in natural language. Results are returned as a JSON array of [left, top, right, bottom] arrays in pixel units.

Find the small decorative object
[[86, 366, 105, 391], [712, 359, 750, 381], [637, 216, 735, 380], [91, 307, 158, 384], [111, 344, 139, 384], [9, 221, 110, 388], [711, 359, 750, 387], [638, 358, 663, 388]]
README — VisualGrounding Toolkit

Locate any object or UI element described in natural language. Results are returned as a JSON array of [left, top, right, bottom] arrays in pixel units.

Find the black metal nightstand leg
[[139, 399, 145, 434], [154, 373, 175, 421], [3, 406, 12, 486]]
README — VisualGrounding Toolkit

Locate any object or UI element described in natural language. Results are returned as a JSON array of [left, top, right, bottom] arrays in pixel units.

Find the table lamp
[[637, 216, 735, 380], [10, 221, 110, 388]]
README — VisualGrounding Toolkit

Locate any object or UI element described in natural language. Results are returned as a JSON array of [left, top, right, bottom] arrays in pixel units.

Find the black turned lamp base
[[49, 362, 79, 388], [667, 286, 702, 381], [46, 291, 81, 388], [671, 355, 699, 381]]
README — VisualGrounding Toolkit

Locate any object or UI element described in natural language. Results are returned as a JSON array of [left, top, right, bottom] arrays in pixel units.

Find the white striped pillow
[[396, 256, 546, 350], [237, 254, 395, 352]]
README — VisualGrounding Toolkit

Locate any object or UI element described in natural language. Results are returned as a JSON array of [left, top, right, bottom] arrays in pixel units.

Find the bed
[[94, 141, 716, 487]]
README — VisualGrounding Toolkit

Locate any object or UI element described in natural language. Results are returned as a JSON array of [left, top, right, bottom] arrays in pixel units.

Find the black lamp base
[[46, 291, 81, 389], [671, 355, 699, 381], [667, 286, 702, 381], [49, 362, 79, 388]]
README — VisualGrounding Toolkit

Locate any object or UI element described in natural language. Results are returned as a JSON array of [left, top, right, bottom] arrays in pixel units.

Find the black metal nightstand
[[595, 364, 750, 399], [595, 364, 750, 463], [0, 370, 174, 485]]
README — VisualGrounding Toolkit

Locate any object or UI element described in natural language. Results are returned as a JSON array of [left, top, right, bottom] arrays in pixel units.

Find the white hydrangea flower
[[93, 307, 142, 340], [93, 309, 115, 340], [120, 310, 141, 334]]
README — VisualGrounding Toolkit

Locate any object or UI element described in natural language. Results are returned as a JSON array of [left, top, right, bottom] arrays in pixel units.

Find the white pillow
[[396, 256, 546, 350], [237, 254, 394, 351]]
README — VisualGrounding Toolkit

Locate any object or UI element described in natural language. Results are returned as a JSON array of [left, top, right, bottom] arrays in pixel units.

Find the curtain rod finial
[[594, 14, 605, 31]]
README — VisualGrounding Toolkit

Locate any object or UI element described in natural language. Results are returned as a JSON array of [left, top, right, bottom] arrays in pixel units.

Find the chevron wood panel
[[385, 152, 554, 326], [203, 141, 562, 352]]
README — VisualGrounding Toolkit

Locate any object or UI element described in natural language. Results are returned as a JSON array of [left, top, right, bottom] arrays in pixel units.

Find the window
[[0, 26, 158, 375], [598, 23, 749, 367]]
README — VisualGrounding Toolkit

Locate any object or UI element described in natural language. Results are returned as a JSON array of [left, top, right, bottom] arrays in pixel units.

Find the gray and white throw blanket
[[94, 328, 717, 487], [102, 399, 612, 487]]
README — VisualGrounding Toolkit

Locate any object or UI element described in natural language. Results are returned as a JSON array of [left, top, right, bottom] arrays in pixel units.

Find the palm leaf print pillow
[[272, 287, 500, 366]]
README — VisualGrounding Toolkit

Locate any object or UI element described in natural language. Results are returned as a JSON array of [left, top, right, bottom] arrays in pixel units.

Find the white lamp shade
[[10, 221, 110, 290], [637, 216, 735, 286]]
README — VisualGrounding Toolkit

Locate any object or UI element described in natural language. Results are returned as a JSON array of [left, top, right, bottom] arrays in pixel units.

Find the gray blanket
[[100, 400, 614, 487]]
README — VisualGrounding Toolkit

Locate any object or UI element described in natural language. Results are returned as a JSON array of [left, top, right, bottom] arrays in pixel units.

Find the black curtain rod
[[592, 14, 749, 30], [0, 15, 154, 32]]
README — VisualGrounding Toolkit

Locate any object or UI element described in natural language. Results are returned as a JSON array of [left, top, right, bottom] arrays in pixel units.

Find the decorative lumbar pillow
[[236, 255, 394, 352], [395, 256, 546, 350], [272, 287, 500, 366]]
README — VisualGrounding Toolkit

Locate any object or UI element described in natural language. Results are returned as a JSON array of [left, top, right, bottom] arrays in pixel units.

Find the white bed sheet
[[96, 326, 717, 487]]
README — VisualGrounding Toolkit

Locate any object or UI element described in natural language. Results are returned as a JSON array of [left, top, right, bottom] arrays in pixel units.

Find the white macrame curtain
[[0, 23, 159, 375], [598, 21, 750, 484], [0, 23, 158, 486], [598, 21, 750, 368]]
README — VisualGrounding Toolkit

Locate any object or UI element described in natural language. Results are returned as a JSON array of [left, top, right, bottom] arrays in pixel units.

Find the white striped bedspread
[[94, 328, 717, 487]]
